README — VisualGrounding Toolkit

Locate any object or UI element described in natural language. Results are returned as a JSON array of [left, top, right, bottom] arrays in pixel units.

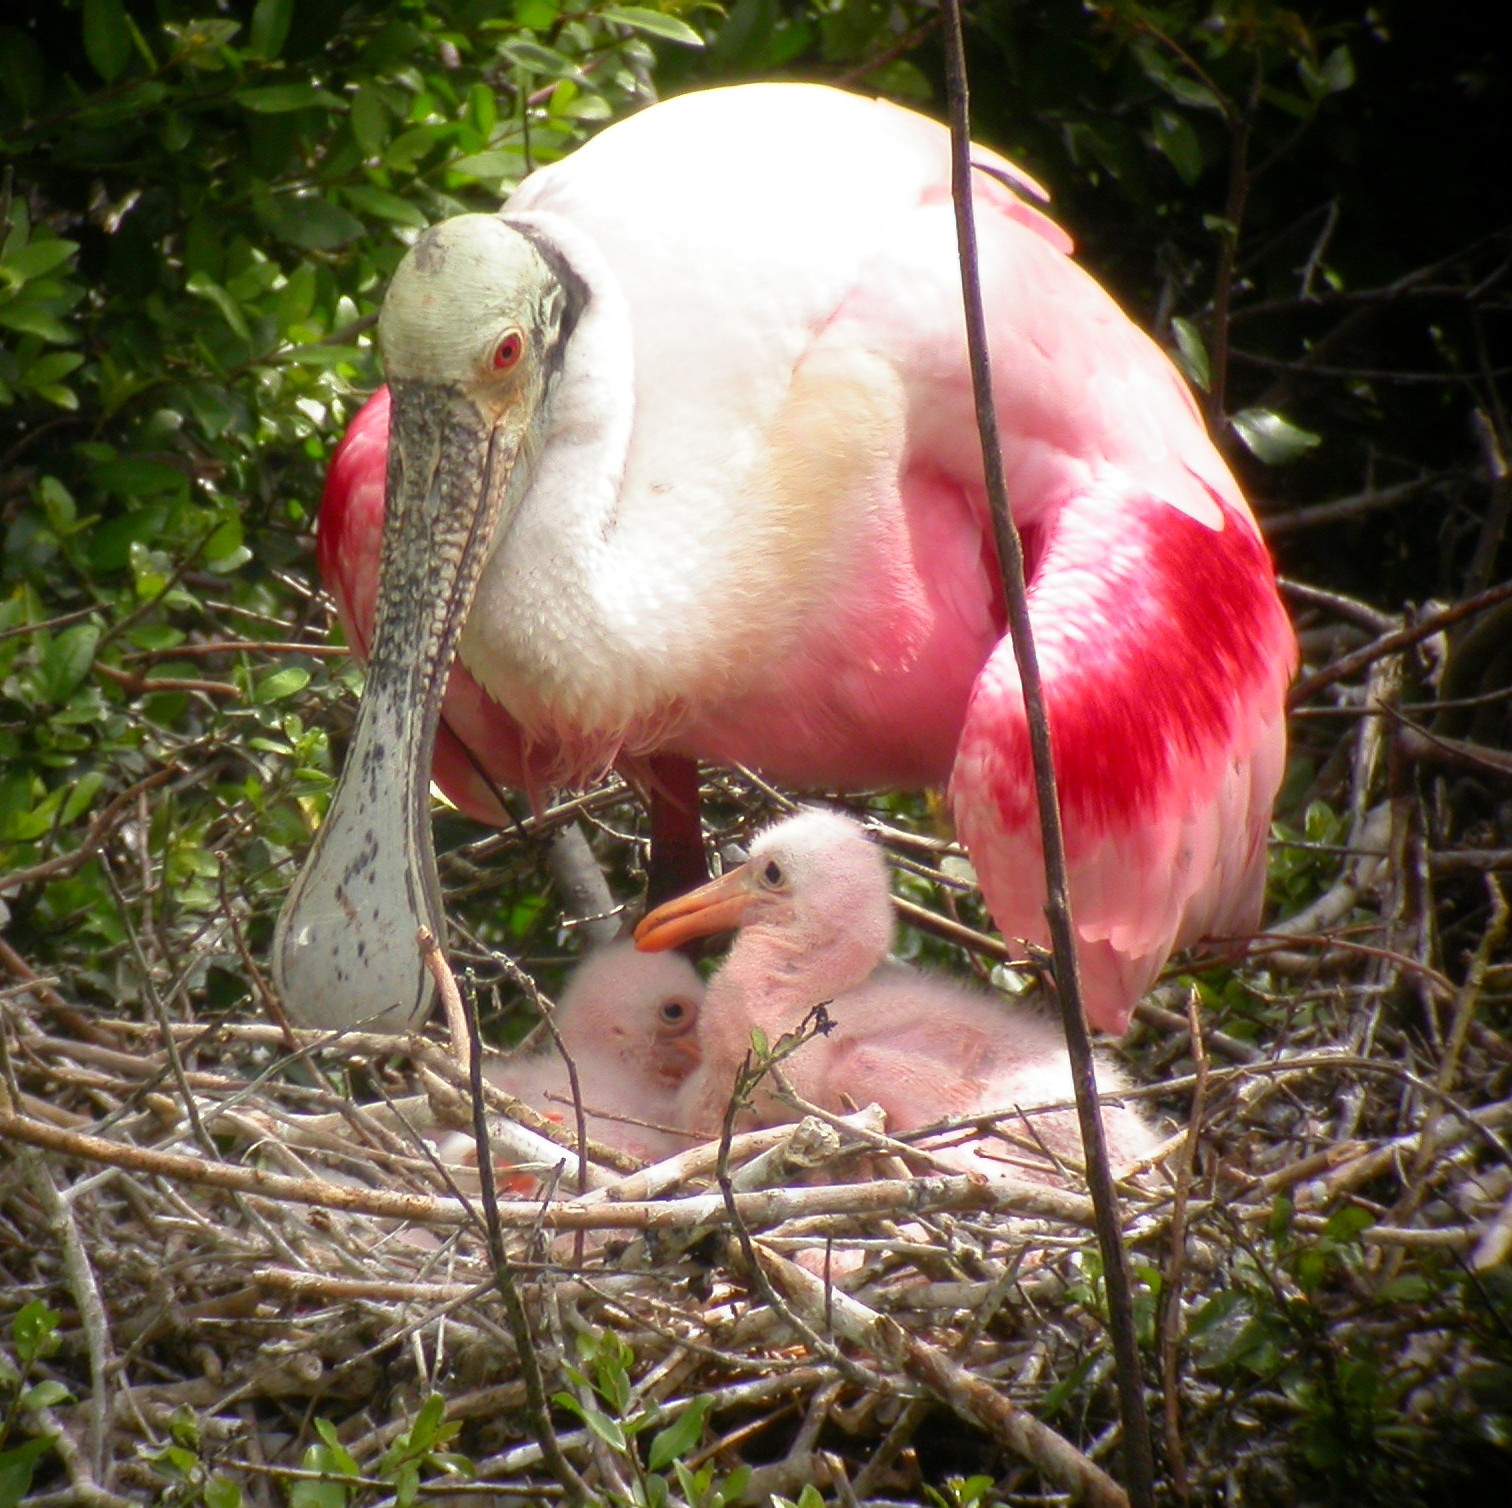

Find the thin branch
[[938, 6, 1155, 1503]]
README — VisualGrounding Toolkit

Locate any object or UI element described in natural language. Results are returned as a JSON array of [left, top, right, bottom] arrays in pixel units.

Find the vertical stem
[[463, 966, 588, 1504], [936, 6, 1157, 1504], [1207, 63, 1261, 426]]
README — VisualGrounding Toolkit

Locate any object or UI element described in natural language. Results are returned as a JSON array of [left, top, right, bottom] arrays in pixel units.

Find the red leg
[[645, 753, 709, 909]]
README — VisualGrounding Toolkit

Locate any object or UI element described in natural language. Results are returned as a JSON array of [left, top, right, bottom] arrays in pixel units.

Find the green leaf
[[446, 150, 526, 182], [0, 305, 75, 343], [12, 1300, 62, 1358], [501, 40, 587, 79], [310, 1419, 358, 1475], [342, 184, 429, 228], [26, 351, 85, 386], [249, 0, 293, 61], [1187, 1287, 1249, 1336], [0, 1438, 55, 1508], [1302, 45, 1355, 100], [185, 272, 252, 340], [32, 382, 80, 410], [236, 82, 346, 113], [92, 457, 189, 503], [202, 516, 245, 564], [3, 237, 79, 280], [59, 770, 106, 825], [468, 82, 498, 139], [515, 0, 561, 26], [601, 6, 705, 47], [203, 1477, 243, 1508], [82, 0, 133, 83], [1230, 407, 1322, 464], [647, 1395, 711, 1472], [0, 26, 45, 114], [350, 85, 390, 156], [1171, 317, 1210, 391], [253, 666, 311, 704], [21, 1379, 73, 1409], [42, 623, 101, 703], [258, 193, 366, 252], [408, 1393, 447, 1451], [1151, 108, 1203, 185], [579, 1404, 628, 1452]]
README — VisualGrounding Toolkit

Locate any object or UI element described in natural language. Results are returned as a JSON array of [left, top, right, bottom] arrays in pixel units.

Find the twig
[[419, 926, 472, 1074], [460, 945, 589, 1505], [24, 1149, 115, 1486], [1290, 579, 1512, 705], [939, 6, 1154, 1501], [1157, 991, 1208, 1503], [0, 765, 183, 894], [544, 822, 623, 948], [757, 1244, 1130, 1507]]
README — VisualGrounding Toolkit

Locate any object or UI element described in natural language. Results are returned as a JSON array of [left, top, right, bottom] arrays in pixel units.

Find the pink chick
[[437, 939, 703, 1175], [635, 809, 1158, 1184]]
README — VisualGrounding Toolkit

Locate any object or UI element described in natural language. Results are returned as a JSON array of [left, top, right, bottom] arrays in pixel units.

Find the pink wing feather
[[944, 191, 1297, 1032]]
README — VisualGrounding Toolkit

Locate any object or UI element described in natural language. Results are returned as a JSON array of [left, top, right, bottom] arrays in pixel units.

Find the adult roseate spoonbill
[[273, 82, 1295, 1033], [635, 809, 1159, 1181], [437, 940, 704, 1169]]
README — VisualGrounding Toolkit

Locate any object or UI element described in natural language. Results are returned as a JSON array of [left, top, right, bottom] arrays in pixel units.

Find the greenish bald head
[[379, 214, 578, 397]]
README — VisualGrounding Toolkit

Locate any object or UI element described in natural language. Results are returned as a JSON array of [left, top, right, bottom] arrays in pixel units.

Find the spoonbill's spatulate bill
[[275, 82, 1295, 1033], [635, 809, 1160, 1181]]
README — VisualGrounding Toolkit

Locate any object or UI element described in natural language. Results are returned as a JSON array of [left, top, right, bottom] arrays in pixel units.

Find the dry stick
[[456, 944, 589, 1507], [756, 1245, 1129, 1508], [24, 1146, 115, 1488], [544, 823, 624, 949], [937, 5, 1155, 1501], [1289, 577, 1512, 705], [1402, 876, 1512, 1265], [1466, 405, 1511, 596], [447, 986, 583, 1494], [491, 953, 593, 1204], [419, 927, 472, 1074], [0, 1110, 1031, 1230], [713, 1040, 895, 1397], [1157, 992, 1209, 1505]]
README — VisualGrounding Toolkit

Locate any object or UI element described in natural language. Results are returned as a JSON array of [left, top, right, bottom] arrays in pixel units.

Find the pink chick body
[[635, 809, 1158, 1185], [437, 939, 703, 1175]]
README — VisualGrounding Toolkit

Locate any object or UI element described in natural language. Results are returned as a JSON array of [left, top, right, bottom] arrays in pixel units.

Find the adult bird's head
[[273, 215, 582, 1032]]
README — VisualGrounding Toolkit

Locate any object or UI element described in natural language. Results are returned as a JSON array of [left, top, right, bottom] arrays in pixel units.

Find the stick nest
[[3, 587, 1512, 1507]]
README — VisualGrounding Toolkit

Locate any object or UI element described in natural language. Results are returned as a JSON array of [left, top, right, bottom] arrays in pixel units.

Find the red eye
[[493, 331, 523, 370]]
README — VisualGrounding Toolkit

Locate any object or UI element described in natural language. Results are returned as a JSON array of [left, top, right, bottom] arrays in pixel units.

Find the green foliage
[[0, 1302, 68, 1508], [554, 1328, 746, 1507], [1268, 799, 1348, 918], [142, 1406, 247, 1507], [0, 0, 714, 1003], [771, 1488, 826, 1508], [291, 1416, 363, 1508], [922, 1476, 1000, 1508], [277, 1396, 468, 1508]]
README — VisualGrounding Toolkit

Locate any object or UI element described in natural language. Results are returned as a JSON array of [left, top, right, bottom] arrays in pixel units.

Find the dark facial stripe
[[508, 218, 589, 379]]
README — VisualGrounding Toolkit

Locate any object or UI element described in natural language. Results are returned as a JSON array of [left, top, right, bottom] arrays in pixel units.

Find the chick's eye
[[660, 998, 694, 1029], [492, 330, 524, 371], [761, 859, 784, 888]]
